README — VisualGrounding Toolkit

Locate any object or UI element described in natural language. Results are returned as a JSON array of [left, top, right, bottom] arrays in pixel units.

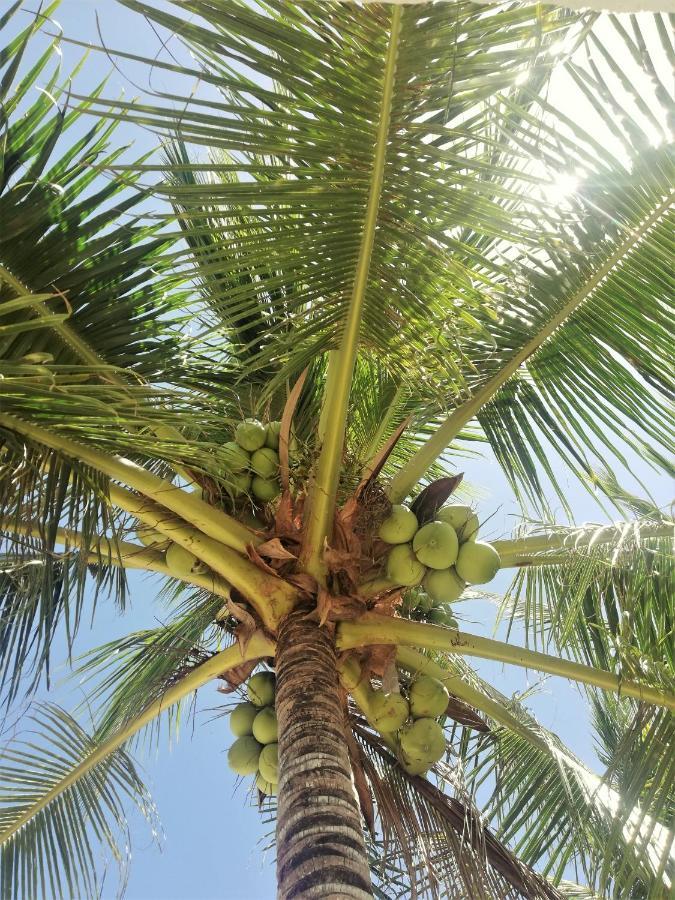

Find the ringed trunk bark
[[275, 608, 373, 899]]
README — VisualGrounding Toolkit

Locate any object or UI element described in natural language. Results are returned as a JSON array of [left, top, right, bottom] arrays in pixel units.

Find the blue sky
[[9, 2, 673, 898]]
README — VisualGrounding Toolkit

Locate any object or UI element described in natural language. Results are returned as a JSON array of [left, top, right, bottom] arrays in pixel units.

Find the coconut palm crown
[[0, 2, 673, 898]]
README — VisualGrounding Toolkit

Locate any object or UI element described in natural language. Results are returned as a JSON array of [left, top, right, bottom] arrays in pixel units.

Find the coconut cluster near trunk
[[227, 670, 278, 796], [229, 418, 283, 502], [364, 674, 451, 777]]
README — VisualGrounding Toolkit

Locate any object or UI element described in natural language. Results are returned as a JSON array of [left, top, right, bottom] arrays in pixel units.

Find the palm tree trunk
[[275, 608, 373, 899]]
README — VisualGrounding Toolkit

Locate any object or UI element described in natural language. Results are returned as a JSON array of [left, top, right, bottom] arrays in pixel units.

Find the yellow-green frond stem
[[337, 615, 675, 711], [495, 521, 675, 569], [0, 633, 275, 849], [388, 192, 675, 504], [0, 413, 258, 554], [108, 485, 296, 630], [300, 7, 403, 581], [1, 517, 233, 602]]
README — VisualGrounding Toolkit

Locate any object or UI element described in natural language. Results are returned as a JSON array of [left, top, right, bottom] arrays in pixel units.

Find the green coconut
[[399, 756, 430, 777], [251, 447, 280, 478], [230, 702, 259, 737], [255, 772, 278, 796], [247, 672, 276, 707], [227, 736, 263, 776], [252, 707, 278, 744], [252, 477, 281, 502], [226, 472, 252, 498], [222, 441, 251, 473], [386, 544, 426, 587], [235, 419, 267, 453], [258, 742, 279, 784], [369, 692, 410, 733], [264, 421, 282, 450], [165, 543, 201, 579], [460, 513, 480, 542], [400, 718, 446, 765], [136, 526, 165, 548], [412, 521, 459, 569], [455, 540, 501, 585], [436, 505, 479, 541], [378, 505, 419, 545], [423, 567, 465, 604], [409, 675, 449, 719]]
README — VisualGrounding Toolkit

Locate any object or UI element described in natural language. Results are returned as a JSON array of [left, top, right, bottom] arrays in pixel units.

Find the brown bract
[[257, 537, 297, 560]]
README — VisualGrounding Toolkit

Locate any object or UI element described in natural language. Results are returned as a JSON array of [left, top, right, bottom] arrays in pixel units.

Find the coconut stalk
[[0, 413, 257, 554], [300, 6, 403, 583], [493, 521, 674, 568], [107, 485, 296, 629], [0, 633, 275, 849], [275, 609, 373, 899], [336, 615, 675, 711], [1, 517, 233, 600]]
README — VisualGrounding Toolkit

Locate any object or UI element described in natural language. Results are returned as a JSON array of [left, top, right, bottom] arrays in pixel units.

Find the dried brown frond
[[352, 718, 562, 900]]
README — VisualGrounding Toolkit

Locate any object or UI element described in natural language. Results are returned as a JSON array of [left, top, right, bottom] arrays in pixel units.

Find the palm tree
[[0, 1, 673, 897]]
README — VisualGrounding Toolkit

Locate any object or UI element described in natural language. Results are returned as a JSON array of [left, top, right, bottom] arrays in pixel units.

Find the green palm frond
[[446, 658, 675, 898], [389, 15, 674, 511], [0, 637, 272, 900], [554, 884, 603, 899], [0, 4, 241, 492], [0, 703, 157, 900], [0, 4, 182, 379], [502, 516, 674, 672], [395, 649, 674, 898], [0, 542, 125, 706], [497, 515, 675, 895], [476, 143, 673, 515], [0, 444, 129, 703], [589, 693, 675, 893], [88, 0, 584, 397], [76, 590, 229, 745]]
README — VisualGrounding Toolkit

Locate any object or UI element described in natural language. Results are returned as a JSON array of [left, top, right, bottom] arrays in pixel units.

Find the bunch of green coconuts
[[379, 503, 501, 622], [366, 675, 452, 776], [223, 418, 283, 503], [227, 671, 279, 797], [134, 419, 285, 578]]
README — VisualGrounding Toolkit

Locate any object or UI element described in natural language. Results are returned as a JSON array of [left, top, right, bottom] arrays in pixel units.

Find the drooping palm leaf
[[76, 589, 229, 745], [501, 516, 674, 672], [410, 651, 675, 898], [83, 1, 584, 395], [353, 718, 561, 899], [0, 703, 157, 900], [0, 634, 274, 900]]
